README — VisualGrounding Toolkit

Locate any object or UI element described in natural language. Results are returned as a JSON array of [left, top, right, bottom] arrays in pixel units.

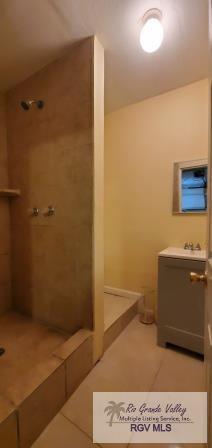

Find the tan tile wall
[[6, 38, 94, 333], [0, 94, 11, 315]]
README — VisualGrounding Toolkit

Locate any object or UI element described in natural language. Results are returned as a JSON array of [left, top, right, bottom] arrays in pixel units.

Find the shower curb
[[0, 329, 93, 448]]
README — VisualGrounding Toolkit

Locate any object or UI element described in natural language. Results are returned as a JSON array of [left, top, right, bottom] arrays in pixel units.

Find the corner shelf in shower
[[0, 189, 21, 198]]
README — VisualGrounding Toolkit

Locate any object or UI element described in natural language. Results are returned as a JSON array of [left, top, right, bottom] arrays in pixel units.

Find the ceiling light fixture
[[140, 8, 164, 53]]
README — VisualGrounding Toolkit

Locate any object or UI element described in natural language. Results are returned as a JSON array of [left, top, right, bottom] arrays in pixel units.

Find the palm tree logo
[[104, 401, 125, 427]]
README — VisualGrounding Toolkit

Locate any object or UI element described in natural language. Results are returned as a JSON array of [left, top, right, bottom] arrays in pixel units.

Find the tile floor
[[32, 316, 206, 448]]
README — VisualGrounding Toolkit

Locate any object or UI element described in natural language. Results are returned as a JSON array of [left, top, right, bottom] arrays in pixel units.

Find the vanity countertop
[[159, 247, 206, 261]]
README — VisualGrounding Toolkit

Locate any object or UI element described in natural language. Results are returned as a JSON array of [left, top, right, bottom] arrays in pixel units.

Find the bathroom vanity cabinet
[[157, 248, 206, 354]]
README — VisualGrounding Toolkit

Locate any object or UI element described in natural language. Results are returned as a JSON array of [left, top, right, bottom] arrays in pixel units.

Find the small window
[[173, 159, 208, 214], [181, 167, 207, 212]]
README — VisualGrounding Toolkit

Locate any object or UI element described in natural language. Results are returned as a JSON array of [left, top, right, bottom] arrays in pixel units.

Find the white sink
[[159, 246, 206, 261]]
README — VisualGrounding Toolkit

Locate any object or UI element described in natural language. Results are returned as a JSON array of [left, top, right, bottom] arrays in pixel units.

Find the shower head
[[20, 99, 44, 111]]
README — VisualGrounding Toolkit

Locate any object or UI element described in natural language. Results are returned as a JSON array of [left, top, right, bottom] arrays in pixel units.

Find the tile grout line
[[126, 349, 167, 448], [149, 350, 167, 392], [60, 411, 102, 447]]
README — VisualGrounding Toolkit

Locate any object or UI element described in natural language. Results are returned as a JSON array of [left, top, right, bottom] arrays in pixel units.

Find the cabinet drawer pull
[[190, 272, 207, 285]]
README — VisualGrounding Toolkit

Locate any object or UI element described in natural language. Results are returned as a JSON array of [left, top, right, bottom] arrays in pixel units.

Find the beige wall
[[7, 38, 96, 333], [105, 80, 209, 304], [0, 94, 11, 315]]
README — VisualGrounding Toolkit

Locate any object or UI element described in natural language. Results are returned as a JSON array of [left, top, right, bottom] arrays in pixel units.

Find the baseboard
[[104, 285, 143, 301]]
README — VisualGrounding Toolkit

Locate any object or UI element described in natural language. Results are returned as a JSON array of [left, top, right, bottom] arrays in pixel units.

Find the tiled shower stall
[[0, 36, 104, 448]]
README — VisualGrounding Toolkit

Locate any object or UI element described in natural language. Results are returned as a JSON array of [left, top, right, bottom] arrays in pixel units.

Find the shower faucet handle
[[31, 207, 39, 217], [47, 205, 55, 216]]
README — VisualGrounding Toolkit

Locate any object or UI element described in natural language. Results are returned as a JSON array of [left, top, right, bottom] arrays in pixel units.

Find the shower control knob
[[31, 207, 39, 217], [47, 206, 55, 216]]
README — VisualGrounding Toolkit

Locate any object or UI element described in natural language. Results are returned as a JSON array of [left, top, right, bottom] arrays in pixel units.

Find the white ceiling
[[0, 0, 209, 113]]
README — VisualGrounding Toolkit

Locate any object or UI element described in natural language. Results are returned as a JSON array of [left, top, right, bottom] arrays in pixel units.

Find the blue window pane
[[181, 167, 207, 212]]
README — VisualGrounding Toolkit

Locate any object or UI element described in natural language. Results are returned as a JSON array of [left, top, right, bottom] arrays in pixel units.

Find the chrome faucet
[[31, 207, 39, 217], [44, 205, 55, 216], [184, 242, 201, 251], [184, 242, 194, 250]]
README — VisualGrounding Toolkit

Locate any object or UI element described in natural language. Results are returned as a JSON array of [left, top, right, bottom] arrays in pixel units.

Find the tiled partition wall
[[7, 38, 96, 334]]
